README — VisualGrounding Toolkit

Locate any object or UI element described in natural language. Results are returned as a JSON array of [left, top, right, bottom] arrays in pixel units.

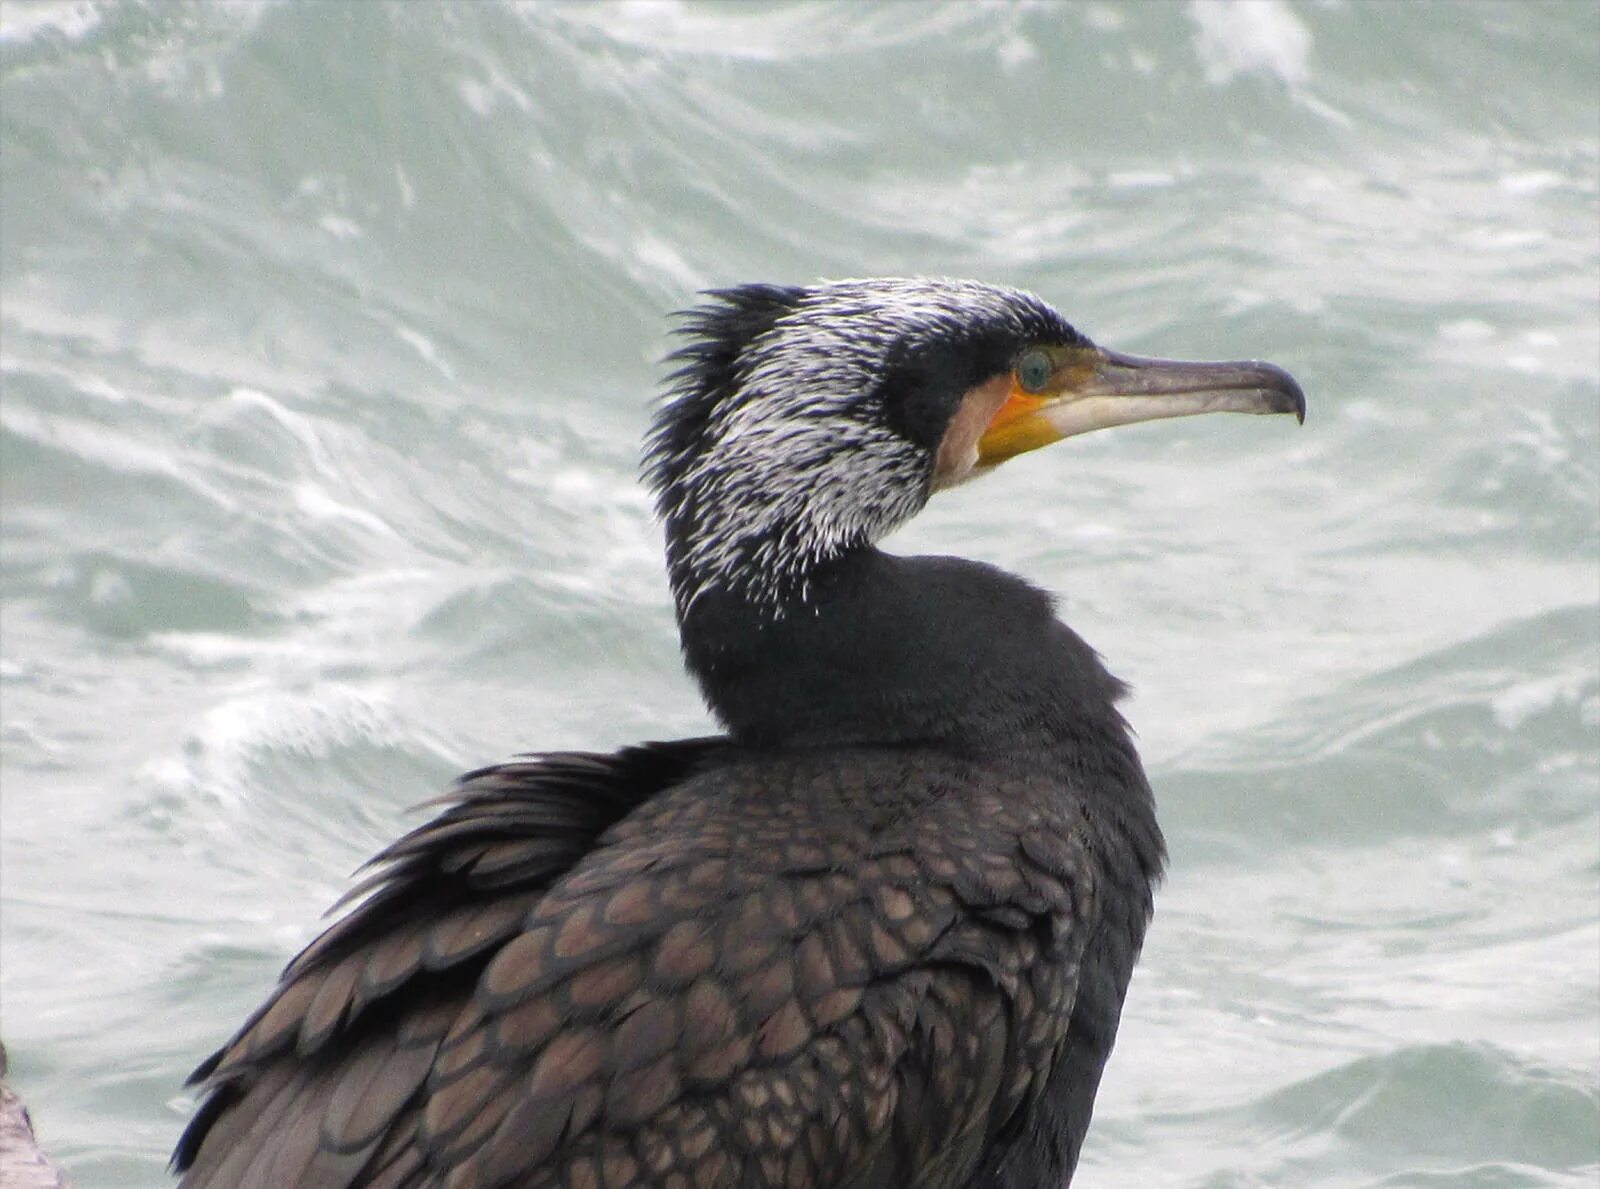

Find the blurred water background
[[2, 1, 1596, 1185]]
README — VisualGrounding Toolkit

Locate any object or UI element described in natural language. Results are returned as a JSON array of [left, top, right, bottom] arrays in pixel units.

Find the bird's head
[[646, 277, 1304, 616]]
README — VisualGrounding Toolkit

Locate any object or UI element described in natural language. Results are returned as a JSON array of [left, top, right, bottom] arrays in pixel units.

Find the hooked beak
[[975, 345, 1306, 469]]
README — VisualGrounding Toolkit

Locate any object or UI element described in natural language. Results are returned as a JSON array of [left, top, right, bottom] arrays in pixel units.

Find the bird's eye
[[1016, 349, 1052, 394]]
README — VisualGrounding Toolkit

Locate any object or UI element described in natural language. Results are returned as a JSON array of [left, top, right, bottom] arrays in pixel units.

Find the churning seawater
[[1, 1, 1596, 1185]]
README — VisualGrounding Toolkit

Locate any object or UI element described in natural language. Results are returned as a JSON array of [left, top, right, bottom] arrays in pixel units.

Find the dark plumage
[[175, 278, 1304, 1187]]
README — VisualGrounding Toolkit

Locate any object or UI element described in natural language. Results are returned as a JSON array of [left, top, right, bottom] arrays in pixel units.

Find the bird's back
[[177, 741, 1125, 1189]]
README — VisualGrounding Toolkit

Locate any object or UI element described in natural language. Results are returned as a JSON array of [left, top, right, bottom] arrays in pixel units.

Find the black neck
[[678, 550, 1143, 772], [679, 546, 1164, 1185]]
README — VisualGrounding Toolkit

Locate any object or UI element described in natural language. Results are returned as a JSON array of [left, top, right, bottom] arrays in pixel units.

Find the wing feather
[[174, 739, 720, 1185], [177, 744, 1098, 1189]]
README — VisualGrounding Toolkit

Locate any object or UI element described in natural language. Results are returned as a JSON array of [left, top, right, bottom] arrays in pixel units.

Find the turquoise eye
[[1017, 349, 1052, 393]]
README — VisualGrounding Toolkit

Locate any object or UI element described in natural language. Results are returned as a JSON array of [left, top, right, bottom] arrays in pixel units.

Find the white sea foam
[[0, 0, 102, 45], [317, 213, 364, 240], [140, 681, 408, 810], [1491, 672, 1593, 731], [394, 326, 456, 381], [1188, 0, 1311, 87]]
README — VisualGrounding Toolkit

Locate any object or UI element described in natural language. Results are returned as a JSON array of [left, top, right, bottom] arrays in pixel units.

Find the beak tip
[[1263, 362, 1307, 425]]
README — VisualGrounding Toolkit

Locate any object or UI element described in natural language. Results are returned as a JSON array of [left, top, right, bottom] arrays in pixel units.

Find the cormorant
[[174, 278, 1304, 1188]]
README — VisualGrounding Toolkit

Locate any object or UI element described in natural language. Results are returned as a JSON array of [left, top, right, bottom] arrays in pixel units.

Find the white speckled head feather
[[647, 278, 1079, 614]]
